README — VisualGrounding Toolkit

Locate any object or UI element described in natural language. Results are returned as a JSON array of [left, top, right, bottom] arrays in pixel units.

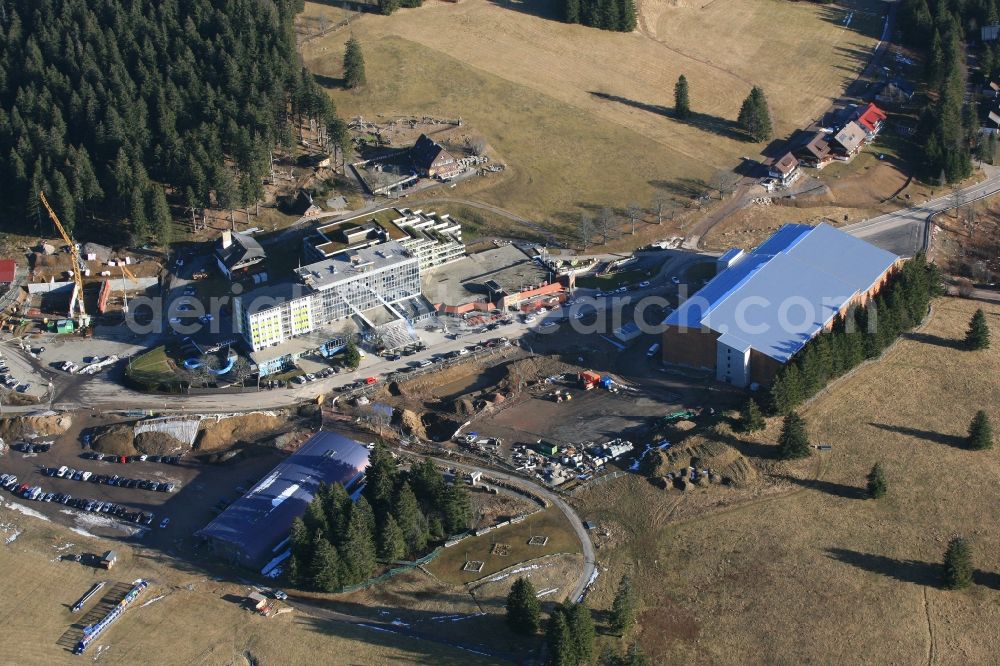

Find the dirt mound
[[399, 409, 427, 440], [93, 425, 137, 456], [134, 431, 186, 455], [196, 412, 285, 450], [501, 356, 576, 392], [644, 432, 758, 488], [0, 414, 72, 440]]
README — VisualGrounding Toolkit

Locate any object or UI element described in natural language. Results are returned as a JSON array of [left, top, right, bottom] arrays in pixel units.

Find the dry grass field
[[576, 297, 1000, 664], [0, 514, 490, 665], [301, 0, 883, 232], [427, 507, 582, 584]]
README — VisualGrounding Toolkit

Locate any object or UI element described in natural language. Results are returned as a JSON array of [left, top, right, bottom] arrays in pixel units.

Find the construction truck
[[579, 370, 601, 390]]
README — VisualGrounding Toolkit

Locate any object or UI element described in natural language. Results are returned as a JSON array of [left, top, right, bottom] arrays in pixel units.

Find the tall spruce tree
[[674, 74, 691, 120], [377, 514, 407, 562], [506, 577, 541, 635], [310, 535, 343, 592], [866, 462, 887, 499], [344, 36, 367, 88], [942, 536, 973, 590], [739, 398, 765, 432], [967, 410, 993, 450], [563, 0, 581, 23], [547, 610, 577, 666], [965, 308, 991, 350], [777, 411, 811, 459], [610, 574, 637, 634], [567, 602, 596, 664], [147, 184, 172, 246], [442, 481, 472, 535], [393, 482, 429, 555], [737, 86, 773, 142], [363, 443, 397, 521], [341, 498, 377, 584]]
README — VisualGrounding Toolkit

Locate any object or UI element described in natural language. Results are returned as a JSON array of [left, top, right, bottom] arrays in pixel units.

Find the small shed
[[99, 550, 117, 570], [248, 591, 268, 612]]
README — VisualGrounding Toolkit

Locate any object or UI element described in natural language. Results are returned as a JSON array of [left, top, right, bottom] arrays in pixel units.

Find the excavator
[[39, 192, 91, 329]]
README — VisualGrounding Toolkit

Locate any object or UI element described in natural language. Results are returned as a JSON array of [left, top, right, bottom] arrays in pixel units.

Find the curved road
[[420, 454, 597, 603]]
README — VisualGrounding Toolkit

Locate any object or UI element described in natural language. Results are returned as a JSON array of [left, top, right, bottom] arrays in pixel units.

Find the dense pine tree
[[286, 459, 452, 591], [506, 577, 541, 635], [559, 0, 634, 31], [968, 410, 993, 450], [739, 398, 765, 433], [866, 463, 888, 499], [610, 574, 637, 634], [777, 412, 811, 460], [942, 536, 973, 590], [547, 610, 577, 666], [674, 75, 691, 120], [393, 482, 429, 555], [0, 0, 344, 240], [344, 36, 367, 89], [966, 308, 991, 350], [377, 514, 407, 561], [342, 498, 378, 583], [442, 481, 473, 535], [767, 254, 940, 414], [566, 603, 596, 664], [737, 86, 773, 142], [310, 535, 343, 592]]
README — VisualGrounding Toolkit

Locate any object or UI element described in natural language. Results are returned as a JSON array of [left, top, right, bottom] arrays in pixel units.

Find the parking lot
[[0, 416, 286, 549]]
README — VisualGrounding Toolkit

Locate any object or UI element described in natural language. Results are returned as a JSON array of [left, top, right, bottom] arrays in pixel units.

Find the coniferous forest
[[559, 0, 637, 33], [0, 0, 348, 242]]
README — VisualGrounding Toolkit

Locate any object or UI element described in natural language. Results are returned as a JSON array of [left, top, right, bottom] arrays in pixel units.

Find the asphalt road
[[843, 166, 1000, 256]]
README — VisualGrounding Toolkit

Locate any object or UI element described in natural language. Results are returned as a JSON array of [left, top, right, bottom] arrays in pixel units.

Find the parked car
[[159, 517, 170, 529]]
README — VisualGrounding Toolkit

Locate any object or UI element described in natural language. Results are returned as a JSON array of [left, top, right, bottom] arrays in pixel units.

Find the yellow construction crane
[[39, 192, 90, 327], [120, 263, 138, 314]]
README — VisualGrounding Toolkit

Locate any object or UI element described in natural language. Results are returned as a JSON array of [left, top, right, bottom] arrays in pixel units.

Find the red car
[[364, 377, 377, 385]]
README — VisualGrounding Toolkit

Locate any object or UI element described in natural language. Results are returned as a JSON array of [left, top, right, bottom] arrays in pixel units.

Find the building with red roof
[[855, 103, 887, 138]]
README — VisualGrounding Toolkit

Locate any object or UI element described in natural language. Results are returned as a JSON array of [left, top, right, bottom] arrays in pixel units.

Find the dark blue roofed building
[[196, 431, 370, 568], [661, 223, 901, 388]]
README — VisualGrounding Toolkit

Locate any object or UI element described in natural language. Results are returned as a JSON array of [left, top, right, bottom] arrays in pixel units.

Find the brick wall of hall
[[662, 325, 719, 369]]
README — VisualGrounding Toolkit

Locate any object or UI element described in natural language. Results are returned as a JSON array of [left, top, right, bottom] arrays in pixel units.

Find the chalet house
[[831, 121, 867, 159], [768, 152, 800, 186], [794, 132, 833, 168], [411, 134, 462, 180], [874, 79, 914, 107], [215, 230, 266, 280], [854, 103, 887, 140]]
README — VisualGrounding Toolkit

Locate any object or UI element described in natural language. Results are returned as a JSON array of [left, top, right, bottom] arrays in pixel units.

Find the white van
[[646, 343, 661, 357]]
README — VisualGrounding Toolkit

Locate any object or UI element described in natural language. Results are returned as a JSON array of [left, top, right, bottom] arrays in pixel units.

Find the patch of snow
[[5, 530, 20, 544], [485, 563, 546, 583], [5, 501, 51, 521], [390, 619, 410, 628], [70, 527, 96, 538]]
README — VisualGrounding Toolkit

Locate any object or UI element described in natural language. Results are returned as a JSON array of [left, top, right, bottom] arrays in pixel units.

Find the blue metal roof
[[717, 248, 745, 264], [665, 223, 898, 363], [197, 431, 370, 566]]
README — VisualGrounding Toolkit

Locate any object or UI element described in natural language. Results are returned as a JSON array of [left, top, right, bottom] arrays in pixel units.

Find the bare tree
[[710, 170, 740, 199], [626, 203, 642, 235], [579, 213, 595, 251], [652, 196, 666, 225], [599, 207, 615, 243], [465, 135, 488, 156]]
